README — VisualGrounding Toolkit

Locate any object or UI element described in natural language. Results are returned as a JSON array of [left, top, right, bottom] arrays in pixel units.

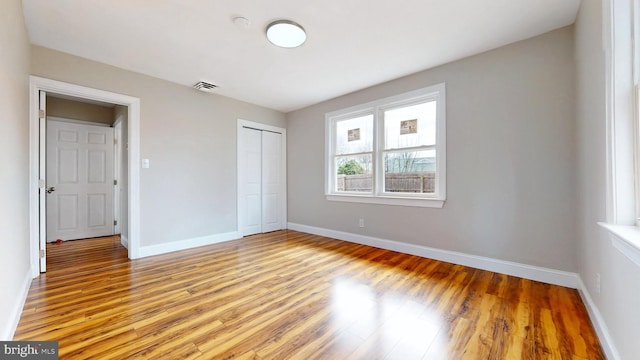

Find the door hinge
[[114, 179, 118, 186], [40, 249, 45, 258], [114, 220, 118, 226], [39, 109, 45, 118]]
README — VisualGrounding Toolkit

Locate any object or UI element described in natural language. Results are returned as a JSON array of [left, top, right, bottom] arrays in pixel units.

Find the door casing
[[29, 76, 141, 276]]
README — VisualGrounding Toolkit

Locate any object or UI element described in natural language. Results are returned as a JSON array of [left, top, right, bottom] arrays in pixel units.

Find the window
[[325, 83, 446, 208], [634, 0, 640, 226], [604, 0, 637, 225], [599, 0, 640, 267]]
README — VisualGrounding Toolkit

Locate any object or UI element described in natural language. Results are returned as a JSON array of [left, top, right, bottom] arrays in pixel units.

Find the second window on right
[[382, 100, 437, 194]]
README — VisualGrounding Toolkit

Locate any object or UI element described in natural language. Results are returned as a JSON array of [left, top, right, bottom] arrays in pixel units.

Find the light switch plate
[[142, 159, 150, 169]]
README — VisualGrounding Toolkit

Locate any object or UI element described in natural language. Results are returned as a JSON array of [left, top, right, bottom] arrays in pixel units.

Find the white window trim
[[325, 83, 446, 208], [600, 0, 640, 266], [634, 0, 640, 226]]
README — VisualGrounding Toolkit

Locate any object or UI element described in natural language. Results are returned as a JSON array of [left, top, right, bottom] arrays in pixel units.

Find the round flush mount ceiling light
[[266, 20, 306, 48]]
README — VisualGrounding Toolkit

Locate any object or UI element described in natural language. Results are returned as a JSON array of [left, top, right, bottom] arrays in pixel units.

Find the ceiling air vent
[[193, 81, 218, 92]]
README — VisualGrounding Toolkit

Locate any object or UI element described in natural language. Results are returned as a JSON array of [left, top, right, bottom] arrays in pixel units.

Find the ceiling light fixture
[[266, 20, 306, 48]]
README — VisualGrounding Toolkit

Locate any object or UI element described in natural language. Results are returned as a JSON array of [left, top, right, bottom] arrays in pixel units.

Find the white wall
[[0, 0, 32, 340], [287, 27, 577, 272], [575, 0, 640, 358], [31, 46, 286, 248]]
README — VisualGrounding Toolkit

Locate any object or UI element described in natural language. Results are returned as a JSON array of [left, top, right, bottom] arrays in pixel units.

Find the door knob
[[46, 186, 55, 194]]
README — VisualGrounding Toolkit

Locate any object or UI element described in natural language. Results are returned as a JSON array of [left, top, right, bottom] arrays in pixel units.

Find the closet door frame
[[237, 119, 287, 236]]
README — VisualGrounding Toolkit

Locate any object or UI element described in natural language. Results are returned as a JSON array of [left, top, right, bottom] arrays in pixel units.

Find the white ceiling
[[22, 0, 581, 113]]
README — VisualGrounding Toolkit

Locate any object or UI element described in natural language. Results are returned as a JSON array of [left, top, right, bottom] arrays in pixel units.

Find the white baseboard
[[138, 231, 241, 258], [120, 235, 129, 249], [287, 222, 579, 288], [576, 277, 620, 360], [1, 267, 33, 340]]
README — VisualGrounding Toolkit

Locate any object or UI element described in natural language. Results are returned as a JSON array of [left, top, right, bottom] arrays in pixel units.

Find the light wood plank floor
[[15, 230, 604, 359]]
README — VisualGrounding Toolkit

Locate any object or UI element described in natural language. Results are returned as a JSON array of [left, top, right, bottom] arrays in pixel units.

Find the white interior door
[[46, 120, 115, 241], [238, 123, 285, 236]]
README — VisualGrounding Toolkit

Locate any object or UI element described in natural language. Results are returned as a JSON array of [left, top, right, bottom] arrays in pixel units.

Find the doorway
[[46, 117, 115, 242], [29, 76, 141, 275], [44, 94, 122, 243], [237, 119, 287, 236]]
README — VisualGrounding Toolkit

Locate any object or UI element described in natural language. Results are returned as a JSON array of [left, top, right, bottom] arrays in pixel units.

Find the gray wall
[[31, 46, 286, 247], [0, 0, 31, 340], [287, 26, 577, 271], [575, 0, 640, 358], [47, 96, 115, 125]]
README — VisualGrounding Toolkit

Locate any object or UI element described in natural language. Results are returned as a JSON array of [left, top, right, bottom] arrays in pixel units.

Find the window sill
[[598, 222, 640, 267], [326, 194, 445, 208]]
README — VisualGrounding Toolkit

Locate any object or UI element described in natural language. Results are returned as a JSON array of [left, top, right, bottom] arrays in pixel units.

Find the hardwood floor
[[14, 230, 604, 359]]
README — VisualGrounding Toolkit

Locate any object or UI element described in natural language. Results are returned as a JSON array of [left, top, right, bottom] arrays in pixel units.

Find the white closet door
[[261, 131, 282, 233], [239, 126, 283, 236], [46, 120, 114, 241], [240, 127, 263, 236]]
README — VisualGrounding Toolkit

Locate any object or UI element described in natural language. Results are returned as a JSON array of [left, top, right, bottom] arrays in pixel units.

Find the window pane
[[384, 150, 435, 193], [335, 155, 372, 192], [384, 101, 436, 150], [335, 115, 373, 155]]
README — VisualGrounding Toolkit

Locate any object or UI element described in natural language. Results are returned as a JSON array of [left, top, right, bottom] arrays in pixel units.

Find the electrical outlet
[[359, 218, 365, 228], [595, 273, 601, 294]]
